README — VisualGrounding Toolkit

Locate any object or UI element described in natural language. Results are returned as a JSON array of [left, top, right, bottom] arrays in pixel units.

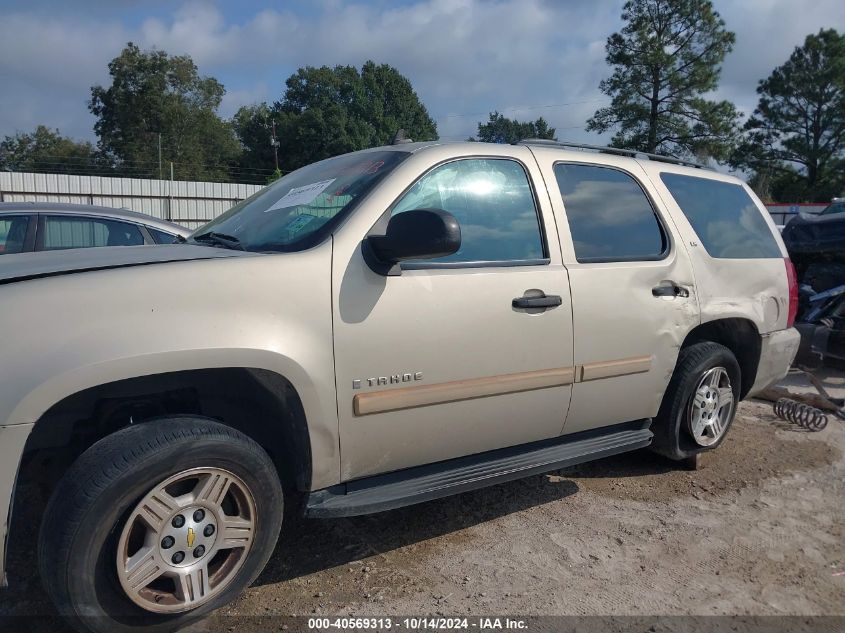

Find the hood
[[0, 244, 255, 285]]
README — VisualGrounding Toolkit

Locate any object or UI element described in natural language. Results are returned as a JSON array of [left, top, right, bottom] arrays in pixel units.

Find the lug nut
[[193, 509, 205, 522], [161, 536, 175, 549], [204, 524, 215, 537], [172, 551, 185, 564], [171, 515, 185, 528], [193, 545, 206, 558]]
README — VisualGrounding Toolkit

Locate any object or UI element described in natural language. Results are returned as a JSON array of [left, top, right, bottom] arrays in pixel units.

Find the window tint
[[392, 158, 544, 264], [660, 173, 781, 259], [0, 215, 30, 255], [42, 216, 145, 251], [148, 227, 181, 244], [554, 164, 666, 262]]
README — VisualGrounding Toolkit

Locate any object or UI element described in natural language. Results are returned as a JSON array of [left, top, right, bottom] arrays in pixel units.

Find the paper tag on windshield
[[284, 213, 317, 234], [266, 179, 336, 212]]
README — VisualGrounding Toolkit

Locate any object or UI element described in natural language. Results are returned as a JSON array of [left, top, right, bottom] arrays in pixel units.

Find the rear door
[[530, 148, 700, 435]]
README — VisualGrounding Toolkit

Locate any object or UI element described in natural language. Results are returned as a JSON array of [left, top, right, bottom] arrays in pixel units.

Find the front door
[[531, 149, 699, 435], [332, 149, 574, 481]]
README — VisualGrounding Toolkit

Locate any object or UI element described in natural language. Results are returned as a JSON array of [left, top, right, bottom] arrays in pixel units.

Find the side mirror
[[363, 209, 461, 275]]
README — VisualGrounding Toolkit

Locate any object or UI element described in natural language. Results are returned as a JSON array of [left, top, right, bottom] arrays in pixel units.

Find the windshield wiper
[[191, 231, 244, 250]]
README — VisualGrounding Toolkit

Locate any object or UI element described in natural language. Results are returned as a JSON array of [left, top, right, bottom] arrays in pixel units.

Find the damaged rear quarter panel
[[638, 162, 790, 336]]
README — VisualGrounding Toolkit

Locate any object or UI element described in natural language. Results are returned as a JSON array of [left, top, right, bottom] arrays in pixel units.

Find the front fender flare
[[8, 348, 339, 491]]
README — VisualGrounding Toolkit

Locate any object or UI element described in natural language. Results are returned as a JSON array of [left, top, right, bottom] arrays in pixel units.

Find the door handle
[[512, 293, 563, 309], [652, 282, 689, 298]]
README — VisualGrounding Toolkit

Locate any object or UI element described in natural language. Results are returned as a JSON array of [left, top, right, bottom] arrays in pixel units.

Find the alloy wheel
[[687, 366, 735, 447], [115, 467, 256, 613]]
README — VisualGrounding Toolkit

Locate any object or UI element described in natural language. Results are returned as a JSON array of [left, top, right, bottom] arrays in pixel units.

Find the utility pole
[[270, 120, 280, 171], [168, 161, 174, 221], [158, 133, 162, 180]]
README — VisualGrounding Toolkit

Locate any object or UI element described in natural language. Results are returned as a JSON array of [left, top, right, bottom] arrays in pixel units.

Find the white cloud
[[0, 11, 131, 138], [219, 83, 270, 118], [713, 0, 845, 117], [0, 0, 843, 145]]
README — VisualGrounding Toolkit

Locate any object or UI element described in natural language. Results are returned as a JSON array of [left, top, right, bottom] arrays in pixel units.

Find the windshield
[[821, 201, 845, 216], [192, 150, 410, 252]]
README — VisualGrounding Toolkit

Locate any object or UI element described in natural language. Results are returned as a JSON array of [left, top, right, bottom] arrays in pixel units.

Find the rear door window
[[0, 214, 31, 255], [41, 216, 145, 251], [660, 173, 782, 259], [553, 163, 667, 262]]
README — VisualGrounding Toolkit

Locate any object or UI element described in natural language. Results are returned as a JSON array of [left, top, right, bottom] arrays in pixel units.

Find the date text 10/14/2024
[[307, 617, 529, 630]]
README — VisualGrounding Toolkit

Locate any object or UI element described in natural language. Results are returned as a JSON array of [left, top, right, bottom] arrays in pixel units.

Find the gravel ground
[[2, 371, 843, 632]]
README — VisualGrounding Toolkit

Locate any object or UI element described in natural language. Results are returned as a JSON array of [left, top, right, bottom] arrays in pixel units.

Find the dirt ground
[[2, 371, 843, 631]]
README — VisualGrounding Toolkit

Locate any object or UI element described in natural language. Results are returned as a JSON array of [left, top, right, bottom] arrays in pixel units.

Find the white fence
[[0, 172, 264, 230]]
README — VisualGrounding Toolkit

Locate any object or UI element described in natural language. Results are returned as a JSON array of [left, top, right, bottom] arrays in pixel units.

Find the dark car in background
[[0, 202, 190, 256], [781, 198, 845, 368], [781, 198, 845, 289]]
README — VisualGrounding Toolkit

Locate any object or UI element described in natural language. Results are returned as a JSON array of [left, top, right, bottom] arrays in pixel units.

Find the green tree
[[734, 29, 845, 202], [0, 125, 100, 174], [472, 112, 556, 143], [587, 0, 739, 160], [89, 42, 240, 181], [237, 61, 437, 173], [232, 103, 278, 172]]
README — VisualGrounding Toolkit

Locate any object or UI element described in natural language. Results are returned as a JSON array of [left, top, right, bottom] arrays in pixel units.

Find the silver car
[[0, 202, 189, 256]]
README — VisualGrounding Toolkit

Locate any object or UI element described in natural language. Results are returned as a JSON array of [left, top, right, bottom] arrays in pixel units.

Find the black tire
[[38, 417, 284, 633], [650, 342, 741, 461]]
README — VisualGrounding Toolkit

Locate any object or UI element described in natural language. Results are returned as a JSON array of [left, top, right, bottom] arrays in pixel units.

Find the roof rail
[[515, 138, 706, 169]]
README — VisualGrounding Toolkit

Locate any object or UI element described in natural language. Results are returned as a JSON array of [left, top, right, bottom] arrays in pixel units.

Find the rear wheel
[[651, 342, 741, 461], [38, 417, 283, 633]]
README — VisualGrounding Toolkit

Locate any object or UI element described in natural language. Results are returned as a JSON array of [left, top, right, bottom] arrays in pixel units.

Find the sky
[[0, 0, 843, 147]]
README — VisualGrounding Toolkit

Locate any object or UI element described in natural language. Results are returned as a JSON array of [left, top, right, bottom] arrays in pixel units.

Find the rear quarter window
[[148, 227, 182, 244], [660, 173, 781, 259]]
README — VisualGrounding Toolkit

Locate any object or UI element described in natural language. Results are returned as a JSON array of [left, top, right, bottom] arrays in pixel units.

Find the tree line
[[0, 0, 842, 202]]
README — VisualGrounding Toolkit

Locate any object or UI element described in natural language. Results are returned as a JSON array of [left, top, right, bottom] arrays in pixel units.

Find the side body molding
[[351, 357, 652, 417]]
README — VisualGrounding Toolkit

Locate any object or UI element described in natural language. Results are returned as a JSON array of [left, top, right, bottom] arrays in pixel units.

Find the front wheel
[[38, 417, 284, 633], [651, 342, 741, 461]]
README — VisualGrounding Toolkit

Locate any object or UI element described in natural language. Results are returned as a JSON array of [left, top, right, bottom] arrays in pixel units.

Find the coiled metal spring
[[773, 398, 828, 431]]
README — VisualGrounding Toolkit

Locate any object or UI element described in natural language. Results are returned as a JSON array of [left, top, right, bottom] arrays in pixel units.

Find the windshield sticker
[[283, 213, 318, 235], [266, 179, 336, 212]]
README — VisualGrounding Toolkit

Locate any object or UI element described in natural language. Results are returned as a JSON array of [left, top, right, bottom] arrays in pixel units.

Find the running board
[[305, 420, 652, 518]]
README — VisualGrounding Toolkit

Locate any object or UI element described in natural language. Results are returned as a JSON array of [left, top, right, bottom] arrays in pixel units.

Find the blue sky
[[1, 0, 843, 146]]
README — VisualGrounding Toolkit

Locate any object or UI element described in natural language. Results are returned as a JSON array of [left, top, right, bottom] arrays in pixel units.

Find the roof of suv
[[0, 202, 190, 237], [385, 139, 715, 172]]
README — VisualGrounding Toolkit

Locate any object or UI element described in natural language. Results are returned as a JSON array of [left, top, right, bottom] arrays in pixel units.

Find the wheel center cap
[[158, 506, 218, 567]]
